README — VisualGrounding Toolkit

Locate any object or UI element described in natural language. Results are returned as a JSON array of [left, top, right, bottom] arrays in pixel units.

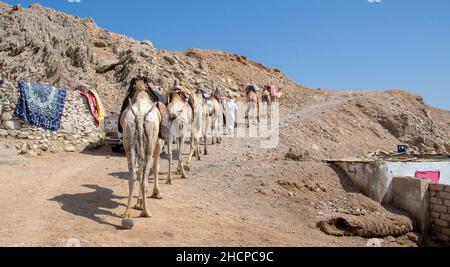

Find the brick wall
[[430, 184, 450, 242]]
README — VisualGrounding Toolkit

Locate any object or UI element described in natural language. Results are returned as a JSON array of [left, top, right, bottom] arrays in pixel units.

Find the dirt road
[[0, 133, 372, 247], [0, 95, 422, 247]]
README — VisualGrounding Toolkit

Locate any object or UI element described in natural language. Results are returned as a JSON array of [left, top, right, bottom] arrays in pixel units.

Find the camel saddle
[[246, 84, 258, 94], [118, 83, 170, 143], [167, 85, 196, 122]]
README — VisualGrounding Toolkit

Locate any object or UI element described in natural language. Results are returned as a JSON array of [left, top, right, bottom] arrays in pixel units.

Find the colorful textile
[[15, 81, 67, 131], [269, 85, 278, 98], [415, 171, 440, 184], [90, 90, 105, 124], [77, 89, 104, 126]]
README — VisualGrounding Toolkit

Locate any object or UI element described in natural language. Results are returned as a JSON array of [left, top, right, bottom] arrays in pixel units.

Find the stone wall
[[0, 80, 102, 156], [429, 184, 450, 243]]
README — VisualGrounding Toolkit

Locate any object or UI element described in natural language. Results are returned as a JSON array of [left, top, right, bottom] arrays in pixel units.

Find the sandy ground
[[0, 135, 374, 247]]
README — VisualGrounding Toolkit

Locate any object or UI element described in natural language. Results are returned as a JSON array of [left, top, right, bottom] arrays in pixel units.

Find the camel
[[187, 88, 209, 166], [246, 85, 260, 126], [261, 89, 272, 118], [166, 83, 194, 182], [261, 85, 283, 118], [210, 87, 225, 145], [120, 77, 163, 219], [210, 96, 223, 145], [213, 86, 227, 130]]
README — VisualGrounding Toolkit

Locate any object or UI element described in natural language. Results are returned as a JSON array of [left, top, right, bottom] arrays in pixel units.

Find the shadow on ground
[[81, 144, 125, 158], [49, 184, 126, 228]]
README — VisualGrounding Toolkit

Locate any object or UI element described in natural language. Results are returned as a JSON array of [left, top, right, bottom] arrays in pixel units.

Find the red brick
[[431, 197, 443, 205], [430, 184, 445, 191], [440, 192, 450, 200], [431, 204, 448, 213]]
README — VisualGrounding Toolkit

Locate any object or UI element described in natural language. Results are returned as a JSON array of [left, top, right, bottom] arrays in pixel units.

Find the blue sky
[[4, 0, 450, 110]]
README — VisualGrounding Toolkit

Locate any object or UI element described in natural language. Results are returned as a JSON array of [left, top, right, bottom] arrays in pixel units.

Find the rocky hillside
[[0, 2, 300, 112], [1, 1, 450, 158], [277, 90, 450, 160]]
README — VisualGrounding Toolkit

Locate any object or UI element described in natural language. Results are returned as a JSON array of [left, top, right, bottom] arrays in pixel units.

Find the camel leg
[[204, 135, 209, 155], [151, 142, 163, 200], [179, 138, 188, 178], [188, 136, 195, 167], [211, 130, 216, 145], [246, 106, 250, 128], [134, 178, 143, 211], [196, 139, 202, 161], [212, 123, 217, 145], [124, 147, 137, 219], [138, 150, 152, 218], [166, 140, 173, 185], [176, 138, 182, 174]]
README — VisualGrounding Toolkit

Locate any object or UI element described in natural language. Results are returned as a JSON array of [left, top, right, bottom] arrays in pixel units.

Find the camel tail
[[135, 114, 146, 162]]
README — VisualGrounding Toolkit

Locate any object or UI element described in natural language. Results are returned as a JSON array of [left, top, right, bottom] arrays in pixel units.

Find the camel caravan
[[118, 76, 282, 227]]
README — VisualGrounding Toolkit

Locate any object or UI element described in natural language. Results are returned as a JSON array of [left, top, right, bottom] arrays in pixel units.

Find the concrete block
[[431, 212, 441, 219], [431, 197, 443, 205], [431, 224, 443, 232], [434, 219, 449, 228], [431, 204, 448, 213], [439, 227, 450, 236], [439, 192, 450, 200], [434, 233, 450, 242], [392, 177, 430, 233], [445, 200, 450, 207], [430, 184, 445, 191], [441, 213, 450, 222]]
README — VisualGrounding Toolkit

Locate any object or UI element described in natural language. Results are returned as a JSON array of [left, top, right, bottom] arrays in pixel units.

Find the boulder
[[96, 59, 120, 73], [93, 41, 108, 48], [64, 145, 76, 152], [163, 55, 176, 65], [1, 112, 13, 121], [7, 130, 17, 137], [2, 120, 20, 130], [140, 51, 152, 58], [285, 147, 311, 161], [3, 105, 12, 113], [141, 40, 154, 48], [0, 129, 7, 137], [28, 150, 39, 157], [199, 61, 209, 72]]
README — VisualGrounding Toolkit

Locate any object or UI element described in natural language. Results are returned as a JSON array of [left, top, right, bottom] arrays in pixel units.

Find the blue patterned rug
[[15, 81, 67, 131]]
